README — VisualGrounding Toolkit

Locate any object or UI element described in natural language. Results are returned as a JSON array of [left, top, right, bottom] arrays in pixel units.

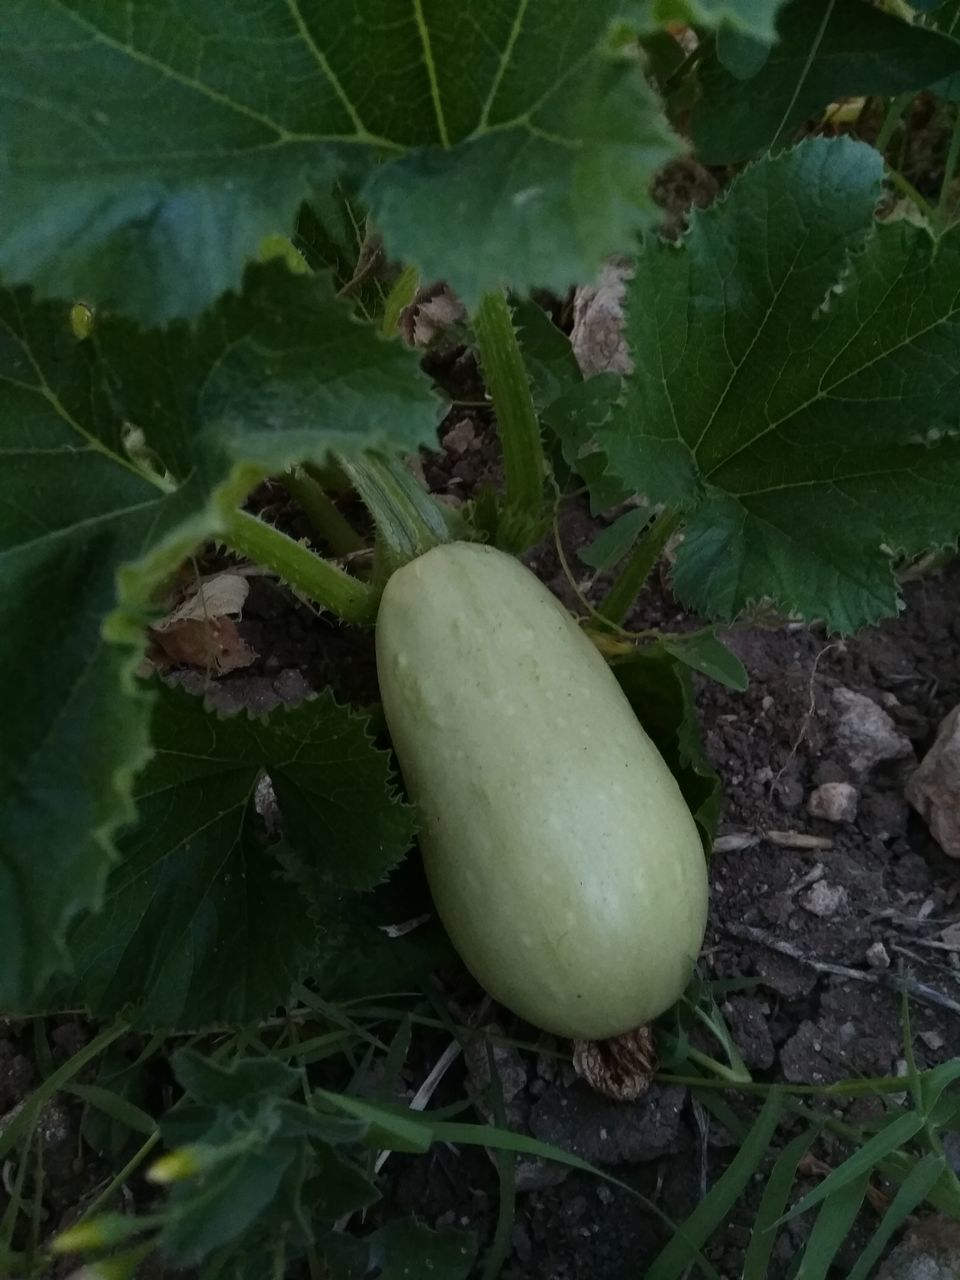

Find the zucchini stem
[[221, 508, 377, 624], [279, 468, 365, 557], [472, 288, 546, 548], [337, 452, 451, 578]]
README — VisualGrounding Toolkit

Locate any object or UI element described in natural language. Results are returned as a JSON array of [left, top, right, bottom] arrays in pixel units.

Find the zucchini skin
[[376, 542, 708, 1039]]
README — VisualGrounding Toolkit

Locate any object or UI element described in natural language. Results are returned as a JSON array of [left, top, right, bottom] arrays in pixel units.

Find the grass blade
[[743, 1128, 820, 1280], [795, 1172, 868, 1280], [481, 1044, 516, 1280], [63, 1084, 157, 1137], [921, 1059, 960, 1116], [781, 1111, 923, 1223], [691, 1085, 749, 1144], [645, 1089, 784, 1280], [845, 1154, 945, 1280]]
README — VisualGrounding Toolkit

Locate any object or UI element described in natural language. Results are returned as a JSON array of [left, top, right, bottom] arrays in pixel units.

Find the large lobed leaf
[[0, 1, 678, 324], [70, 687, 415, 1027], [596, 138, 960, 632], [0, 265, 435, 1009]]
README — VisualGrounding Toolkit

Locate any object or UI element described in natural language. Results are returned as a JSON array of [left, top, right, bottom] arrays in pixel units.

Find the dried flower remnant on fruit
[[573, 1026, 656, 1102]]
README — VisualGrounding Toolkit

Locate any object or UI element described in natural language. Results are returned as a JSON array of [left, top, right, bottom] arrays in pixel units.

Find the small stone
[[832, 687, 914, 775], [443, 418, 476, 455], [808, 782, 859, 824], [866, 940, 891, 969], [761, 695, 774, 712], [876, 1216, 960, 1280], [800, 881, 848, 918], [907, 705, 960, 859], [920, 1029, 945, 1052]]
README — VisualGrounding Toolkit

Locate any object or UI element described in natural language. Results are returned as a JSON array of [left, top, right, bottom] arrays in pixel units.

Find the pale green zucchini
[[376, 542, 708, 1039]]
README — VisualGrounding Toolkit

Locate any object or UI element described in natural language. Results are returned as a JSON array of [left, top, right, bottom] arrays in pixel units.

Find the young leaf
[[2, 3, 676, 323], [600, 138, 960, 633], [68, 687, 415, 1027], [693, 0, 960, 163], [513, 300, 583, 411], [579, 508, 652, 572], [659, 632, 748, 692], [542, 375, 631, 514], [172, 1051, 302, 1109]]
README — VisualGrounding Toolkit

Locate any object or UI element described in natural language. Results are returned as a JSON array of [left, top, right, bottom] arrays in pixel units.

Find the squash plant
[[3, 1, 960, 1276]]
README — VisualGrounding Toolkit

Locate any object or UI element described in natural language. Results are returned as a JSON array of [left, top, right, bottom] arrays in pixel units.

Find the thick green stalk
[[221, 509, 377, 624], [337, 452, 450, 578], [472, 288, 546, 545], [280, 468, 364, 556], [599, 510, 682, 626]]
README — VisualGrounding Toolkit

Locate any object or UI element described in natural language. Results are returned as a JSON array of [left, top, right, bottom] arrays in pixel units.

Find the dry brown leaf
[[146, 573, 257, 675]]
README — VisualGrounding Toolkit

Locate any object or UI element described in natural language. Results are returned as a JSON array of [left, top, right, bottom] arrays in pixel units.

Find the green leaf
[[0, 289, 178, 1008], [69, 687, 414, 1027], [692, 0, 960, 163], [542, 375, 631, 514], [579, 508, 652, 571], [627, 0, 787, 40], [600, 138, 960, 633], [1, 267, 432, 1009], [794, 1173, 869, 1280], [2, 2, 676, 324], [150, 1053, 375, 1267], [173, 1051, 302, 1109], [612, 642, 722, 847], [660, 632, 748, 692], [645, 1090, 784, 1280], [716, 26, 771, 78], [367, 1221, 476, 1280], [98, 264, 440, 480], [513, 299, 583, 412]]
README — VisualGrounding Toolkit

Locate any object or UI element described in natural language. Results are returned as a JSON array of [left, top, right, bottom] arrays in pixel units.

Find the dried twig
[[771, 641, 839, 790], [724, 923, 960, 1018]]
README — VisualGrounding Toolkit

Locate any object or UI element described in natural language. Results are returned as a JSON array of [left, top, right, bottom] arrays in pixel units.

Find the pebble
[[865, 940, 891, 969], [800, 881, 848, 918], [832, 687, 914, 774], [920, 1029, 945, 1052], [907, 705, 960, 859], [807, 781, 859, 824]]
